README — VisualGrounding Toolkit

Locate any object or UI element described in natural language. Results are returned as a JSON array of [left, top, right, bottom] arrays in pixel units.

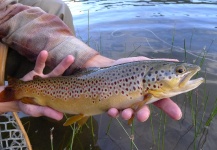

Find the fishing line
[[111, 28, 217, 63]]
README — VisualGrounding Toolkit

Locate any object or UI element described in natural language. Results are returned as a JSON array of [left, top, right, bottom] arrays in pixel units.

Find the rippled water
[[64, 0, 217, 149], [67, 0, 217, 74]]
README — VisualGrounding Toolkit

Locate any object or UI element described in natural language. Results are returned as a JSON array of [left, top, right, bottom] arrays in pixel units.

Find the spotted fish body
[[0, 60, 204, 125]]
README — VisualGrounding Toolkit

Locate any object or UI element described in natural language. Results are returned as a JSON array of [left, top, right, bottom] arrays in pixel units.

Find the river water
[[64, 0, 217, 150], [1, 0, 215, 150]]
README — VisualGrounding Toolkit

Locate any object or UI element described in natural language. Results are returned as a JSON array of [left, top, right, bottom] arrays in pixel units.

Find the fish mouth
[[179, 66, 204, 90]]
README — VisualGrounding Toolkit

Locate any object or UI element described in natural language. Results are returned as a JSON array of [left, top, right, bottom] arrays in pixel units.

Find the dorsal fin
[[33, 75, 43, 80]]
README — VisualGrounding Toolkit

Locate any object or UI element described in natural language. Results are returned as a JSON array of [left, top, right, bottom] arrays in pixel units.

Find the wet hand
[[18, 50, 74, 120]]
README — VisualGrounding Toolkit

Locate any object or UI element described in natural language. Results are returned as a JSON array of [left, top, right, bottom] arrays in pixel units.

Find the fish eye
[[175, 66, 186, 74]]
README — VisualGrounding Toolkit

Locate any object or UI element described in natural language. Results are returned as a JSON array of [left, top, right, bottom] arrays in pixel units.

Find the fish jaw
[[179, 65, 204, 91]]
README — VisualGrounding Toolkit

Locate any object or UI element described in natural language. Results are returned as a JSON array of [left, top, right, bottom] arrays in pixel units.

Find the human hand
[[84, 55, 182, 122], [18, 50, 74, 120]]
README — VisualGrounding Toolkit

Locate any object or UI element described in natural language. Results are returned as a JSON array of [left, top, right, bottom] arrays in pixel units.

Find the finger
[[121, 108, 134, 120], [19, 102, 63, 120], [107, 108, 119, 118], [34, 50, 48, 74], [136, 105, 150, 122], [47, 55, 74, 77], [38, 106, 63, 121], [153, 98, 182, 120]]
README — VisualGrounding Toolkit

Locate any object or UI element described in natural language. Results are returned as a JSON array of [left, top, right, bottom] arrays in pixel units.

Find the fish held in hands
[[0, 60, 204, 126]]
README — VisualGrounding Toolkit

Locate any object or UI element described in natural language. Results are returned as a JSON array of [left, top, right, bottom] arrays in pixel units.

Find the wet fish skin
[[0, 60, 204, 126]]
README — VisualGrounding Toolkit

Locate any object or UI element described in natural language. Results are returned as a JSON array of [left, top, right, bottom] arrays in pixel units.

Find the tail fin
[[0, 76, 20, 102], [0, 86, 16, 102]]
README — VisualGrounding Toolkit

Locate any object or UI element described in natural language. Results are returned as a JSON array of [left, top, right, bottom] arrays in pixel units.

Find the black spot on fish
[[143, 79, 146, 83]]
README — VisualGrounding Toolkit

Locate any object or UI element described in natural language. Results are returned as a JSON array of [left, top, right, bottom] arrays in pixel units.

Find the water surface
[[65, 0, 217, 149]]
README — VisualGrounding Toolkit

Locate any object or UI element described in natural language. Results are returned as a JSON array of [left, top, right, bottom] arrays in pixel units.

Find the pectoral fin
[[128, 94, 153, 125], [63, 114, 88, 126]]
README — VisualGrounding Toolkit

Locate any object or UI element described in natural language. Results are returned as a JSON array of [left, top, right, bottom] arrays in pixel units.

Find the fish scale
[[0, 60, 204, 126]]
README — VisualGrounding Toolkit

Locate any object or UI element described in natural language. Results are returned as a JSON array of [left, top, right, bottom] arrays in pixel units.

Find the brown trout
[[0, 60, 204, 126]]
